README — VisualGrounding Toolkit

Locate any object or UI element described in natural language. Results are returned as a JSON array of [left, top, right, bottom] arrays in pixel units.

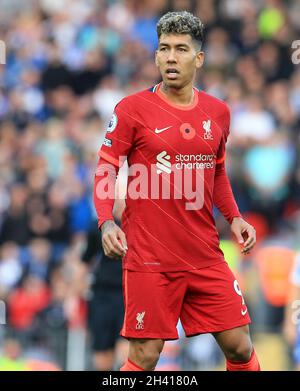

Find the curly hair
[[157, 11, 204, 49]]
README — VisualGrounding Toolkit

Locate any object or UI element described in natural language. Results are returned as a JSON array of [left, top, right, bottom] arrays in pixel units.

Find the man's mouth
[[166, 68, 179, 79]]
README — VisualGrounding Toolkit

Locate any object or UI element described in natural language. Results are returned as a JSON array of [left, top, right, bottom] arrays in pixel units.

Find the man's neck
[[160, 82, 195, 106]]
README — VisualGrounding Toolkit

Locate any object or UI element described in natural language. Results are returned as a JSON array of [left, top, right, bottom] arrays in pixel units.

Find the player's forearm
[[93, 157, 118, 227], [213, 162, 241, 224]]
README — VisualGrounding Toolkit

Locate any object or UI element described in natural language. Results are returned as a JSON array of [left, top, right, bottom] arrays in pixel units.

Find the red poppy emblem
[[180, 123, 196, 140]]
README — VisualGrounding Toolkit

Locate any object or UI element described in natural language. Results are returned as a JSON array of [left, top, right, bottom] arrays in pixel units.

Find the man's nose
[[167, 49, 177, 62]]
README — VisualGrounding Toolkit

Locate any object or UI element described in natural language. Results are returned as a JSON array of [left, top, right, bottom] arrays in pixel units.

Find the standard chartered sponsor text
[[175, 153, 215, 169]]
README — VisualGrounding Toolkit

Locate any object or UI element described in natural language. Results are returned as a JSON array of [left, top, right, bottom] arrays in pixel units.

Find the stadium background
[[0, 0, 300, 370]]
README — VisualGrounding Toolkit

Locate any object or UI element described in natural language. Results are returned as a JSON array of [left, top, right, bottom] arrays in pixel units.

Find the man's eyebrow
[[159, 42, 190, 48]]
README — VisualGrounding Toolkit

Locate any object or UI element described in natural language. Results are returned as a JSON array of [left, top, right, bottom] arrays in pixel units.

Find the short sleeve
[[216, 105, 230, 165], [98, 99, 136, 167]]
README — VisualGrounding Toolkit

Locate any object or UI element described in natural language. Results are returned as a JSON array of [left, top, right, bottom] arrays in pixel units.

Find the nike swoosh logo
[[155, 126, 172, 134], [241, 308, 248, 316]]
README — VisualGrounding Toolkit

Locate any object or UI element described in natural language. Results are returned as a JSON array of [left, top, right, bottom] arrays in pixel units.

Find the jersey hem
[[122, 258, 225, 272]]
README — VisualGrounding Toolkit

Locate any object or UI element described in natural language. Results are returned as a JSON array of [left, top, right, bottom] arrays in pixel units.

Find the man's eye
[[178, 47, 186, 52], [160, 47, 167, 51]]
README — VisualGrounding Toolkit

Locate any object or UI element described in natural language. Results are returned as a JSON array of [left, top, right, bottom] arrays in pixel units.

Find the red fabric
[[121, 264, 250, 339], [94, 156, 116, 227], [8, 285, 51, 329], [226, 349, 261, 371], [120, 359, 145, 371], [94, 157, 241, 227], [94, 84, 242, 272], [214, 161, 241, 224]]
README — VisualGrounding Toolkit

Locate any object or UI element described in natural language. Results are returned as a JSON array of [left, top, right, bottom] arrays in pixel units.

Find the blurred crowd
[[0, 0, 300, 370]]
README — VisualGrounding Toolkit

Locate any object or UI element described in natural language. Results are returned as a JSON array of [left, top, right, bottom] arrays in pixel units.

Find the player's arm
[[94, 161, 127, 259], [93, 102, 134, 259], [213, 106, 256, 254]]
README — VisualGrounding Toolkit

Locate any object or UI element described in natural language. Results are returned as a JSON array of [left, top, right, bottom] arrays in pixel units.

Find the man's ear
[[196, 51, 204, 69]]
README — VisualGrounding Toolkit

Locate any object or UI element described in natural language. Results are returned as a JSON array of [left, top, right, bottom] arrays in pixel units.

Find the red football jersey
[[95, 83, 240, 272]]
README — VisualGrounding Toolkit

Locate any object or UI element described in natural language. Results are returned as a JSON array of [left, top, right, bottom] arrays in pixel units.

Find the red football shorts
[[120, 262, 251, 340]]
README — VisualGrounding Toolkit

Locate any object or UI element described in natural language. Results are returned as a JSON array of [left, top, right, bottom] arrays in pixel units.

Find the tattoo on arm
[[101, 220, 115, 234]]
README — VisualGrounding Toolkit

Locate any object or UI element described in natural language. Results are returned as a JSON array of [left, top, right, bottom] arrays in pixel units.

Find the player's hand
[[231, 217, 256, 255], [101, 220, 128, 259]]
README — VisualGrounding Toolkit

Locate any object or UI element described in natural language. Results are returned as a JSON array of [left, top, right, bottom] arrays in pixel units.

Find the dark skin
[[100, 33, 257, 370]]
